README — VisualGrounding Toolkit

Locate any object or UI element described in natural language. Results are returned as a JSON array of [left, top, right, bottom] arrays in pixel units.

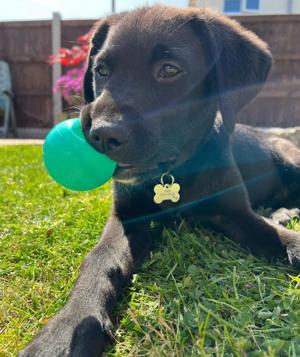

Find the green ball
[[43, 118, 117, 191]]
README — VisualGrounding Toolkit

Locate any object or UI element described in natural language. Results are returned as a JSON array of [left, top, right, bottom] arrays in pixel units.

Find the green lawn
[[1, 145, 300, 357]]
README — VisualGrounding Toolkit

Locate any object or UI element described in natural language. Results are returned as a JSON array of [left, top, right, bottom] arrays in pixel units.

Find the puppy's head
[[81, 5, 272, 184]]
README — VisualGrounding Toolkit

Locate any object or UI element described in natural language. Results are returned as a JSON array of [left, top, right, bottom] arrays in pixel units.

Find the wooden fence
[[236, 14, 300, 127], [0, 14, 299, 134], [0, 20, 53, 130]]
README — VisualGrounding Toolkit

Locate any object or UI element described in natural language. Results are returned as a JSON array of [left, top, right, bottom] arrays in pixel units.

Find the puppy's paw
[[286, 239, 300, 270], [69, 316, 107, 356], [18, 315, 110, 357], [270, 208, 300, 226]]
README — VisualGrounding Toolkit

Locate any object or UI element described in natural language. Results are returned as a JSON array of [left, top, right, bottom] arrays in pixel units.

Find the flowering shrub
[[54, 66, 86, 100], [48, 31, 92, 103]]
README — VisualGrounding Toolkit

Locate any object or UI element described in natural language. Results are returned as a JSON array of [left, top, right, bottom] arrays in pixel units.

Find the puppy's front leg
[[213, 210, 300, 268], [19, 215, 152, 357]]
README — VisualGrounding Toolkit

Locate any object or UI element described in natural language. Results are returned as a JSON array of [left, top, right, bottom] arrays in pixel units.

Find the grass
[[1, 145, 300, 357]]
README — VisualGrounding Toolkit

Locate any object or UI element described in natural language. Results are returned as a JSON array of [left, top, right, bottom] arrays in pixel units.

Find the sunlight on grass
[[0, 145, 300, 356]]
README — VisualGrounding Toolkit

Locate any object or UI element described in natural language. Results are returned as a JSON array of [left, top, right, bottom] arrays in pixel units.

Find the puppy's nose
[[89, 124, 129, 155]]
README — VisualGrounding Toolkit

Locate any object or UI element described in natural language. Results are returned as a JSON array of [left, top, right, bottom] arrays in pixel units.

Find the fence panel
[[0, 21, 53, 128], [236, 15, 300, 127]]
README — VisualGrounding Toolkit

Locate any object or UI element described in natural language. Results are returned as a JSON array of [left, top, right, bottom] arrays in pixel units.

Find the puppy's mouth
[[113, 159, 176, 185]]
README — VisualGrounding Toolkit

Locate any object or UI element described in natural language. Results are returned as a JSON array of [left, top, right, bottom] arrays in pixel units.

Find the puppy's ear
[[191, 11, 272, 133], [83, 21, 109, 103], [83, 13, 126, 103]]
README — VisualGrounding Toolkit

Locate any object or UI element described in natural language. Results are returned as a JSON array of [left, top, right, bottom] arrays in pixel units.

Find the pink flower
[[48, 29, 93, 102], [53, 66, 85, 102]]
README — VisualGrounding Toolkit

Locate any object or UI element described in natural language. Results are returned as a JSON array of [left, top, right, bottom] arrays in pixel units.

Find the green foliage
[[0, 146, 300, 357]]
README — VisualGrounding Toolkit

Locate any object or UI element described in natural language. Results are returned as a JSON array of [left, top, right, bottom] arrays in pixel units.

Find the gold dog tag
[[154, 173, 180, 204]]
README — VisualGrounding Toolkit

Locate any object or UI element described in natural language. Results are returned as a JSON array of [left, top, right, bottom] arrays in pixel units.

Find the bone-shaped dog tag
[[153, 174, 180, 204]]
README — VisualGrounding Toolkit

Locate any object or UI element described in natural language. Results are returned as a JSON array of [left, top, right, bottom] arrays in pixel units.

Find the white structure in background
[[51, 12, 62, 123], [189, 0, 300, 15]]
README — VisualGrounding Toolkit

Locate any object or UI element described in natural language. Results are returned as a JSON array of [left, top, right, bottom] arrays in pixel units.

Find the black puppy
[[20, 5, 300, 356]]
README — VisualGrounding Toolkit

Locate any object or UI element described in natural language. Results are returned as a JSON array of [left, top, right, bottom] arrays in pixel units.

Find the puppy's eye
[[158, 63, 181, 79], [96, 63, 110, 77]]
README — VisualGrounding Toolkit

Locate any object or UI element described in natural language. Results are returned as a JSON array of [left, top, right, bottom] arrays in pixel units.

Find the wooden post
[[188, 0, 198, 7], [51, 12, 62, 125], [287, 0, 294, 13]]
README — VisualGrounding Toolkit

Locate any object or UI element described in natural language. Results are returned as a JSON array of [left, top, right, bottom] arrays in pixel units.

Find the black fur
[[20, 5, 300, 356]]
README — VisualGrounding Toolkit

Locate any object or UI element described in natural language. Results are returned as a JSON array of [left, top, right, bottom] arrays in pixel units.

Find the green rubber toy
[[43, 118, 117, 191]]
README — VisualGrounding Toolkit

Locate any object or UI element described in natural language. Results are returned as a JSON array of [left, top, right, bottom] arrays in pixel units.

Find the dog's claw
[[106, 329, 115, 344], [286, 241, 300, 270]]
